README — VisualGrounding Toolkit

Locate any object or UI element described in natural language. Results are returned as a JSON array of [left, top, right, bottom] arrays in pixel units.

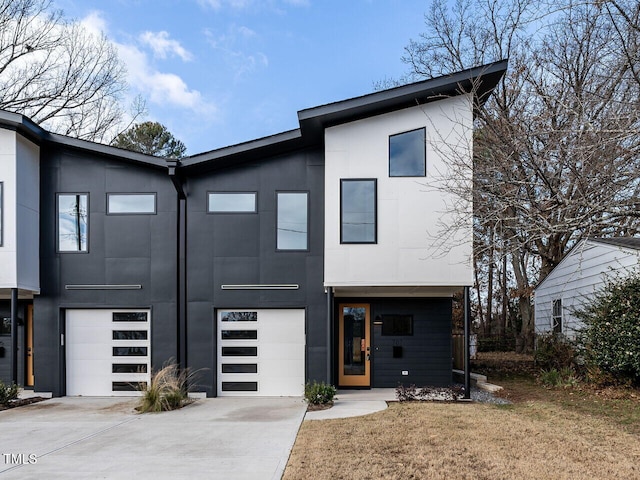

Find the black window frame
[[207, 192, 257, 214], [56, 192, 89, 253], [340, 179, 377, 244], [276, 191, 309, 252], [106, 193, 157, 215], [389, 127, 426, 177]]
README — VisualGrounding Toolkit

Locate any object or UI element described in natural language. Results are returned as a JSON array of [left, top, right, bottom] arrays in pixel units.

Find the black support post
[[463, 286, 471, 400], [11, 288, 18, 385], [326, 287, 333, 384]]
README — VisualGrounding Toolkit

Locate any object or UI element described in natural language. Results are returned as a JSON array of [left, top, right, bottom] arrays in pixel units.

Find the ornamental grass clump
[[575, 272, 640, 386], [137, 360, 197, 413]]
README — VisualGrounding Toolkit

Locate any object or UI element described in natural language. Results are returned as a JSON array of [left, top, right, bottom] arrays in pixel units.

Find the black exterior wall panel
[[34, 148, 178, 396], [186, 148, 327, 395], [371, 298, 452, 388]]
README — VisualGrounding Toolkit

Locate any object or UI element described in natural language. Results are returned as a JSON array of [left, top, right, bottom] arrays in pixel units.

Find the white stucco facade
[[0, 128, 40, 294], [323, 95, 473, 292]]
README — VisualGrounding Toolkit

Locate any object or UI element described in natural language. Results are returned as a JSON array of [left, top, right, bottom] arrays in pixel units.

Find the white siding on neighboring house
[[534, 239, 640, 338], [324, 95, 474, 290]]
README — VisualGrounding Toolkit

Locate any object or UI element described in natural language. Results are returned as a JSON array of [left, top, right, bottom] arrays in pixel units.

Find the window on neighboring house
[[389, 127, 426, 177], [208, 192, 257, 213], [277, 192, 308, 250], [552, 299, 562, 333], [107, 193, 156, 214], [58, 193, 88, 252], [341, 179, 376, 244]]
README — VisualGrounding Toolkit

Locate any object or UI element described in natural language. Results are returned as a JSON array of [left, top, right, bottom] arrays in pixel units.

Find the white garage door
[[217, 309, 305, 396], [66, 309, 151, 396]]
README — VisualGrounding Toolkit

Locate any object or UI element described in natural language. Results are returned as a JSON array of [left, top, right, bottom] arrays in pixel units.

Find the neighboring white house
[[534, 238, 640, 339]]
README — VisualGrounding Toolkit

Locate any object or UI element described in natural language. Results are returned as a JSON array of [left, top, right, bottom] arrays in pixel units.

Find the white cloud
[[204, 25, 268, 82], [196, 0, 309, 10], [79, 12, 216, 116], [139, 31, 193, 61]]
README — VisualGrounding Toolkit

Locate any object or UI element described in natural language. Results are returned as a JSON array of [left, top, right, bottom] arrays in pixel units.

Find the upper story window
[[58, 193, 88, 252], [107, 193, 156, 214], [552, 299, 562, 333], [341, 179, 376, 244], [208, 192, 257, 213], [277, 192, 308, 251], [389, 127, 426, 177]]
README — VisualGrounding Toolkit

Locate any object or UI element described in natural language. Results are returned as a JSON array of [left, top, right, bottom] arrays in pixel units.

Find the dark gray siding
[[35, 150, 178, 396], [185, 148, 327, 396], [335, 298, 452, 388], [372, 298, 452, 387]]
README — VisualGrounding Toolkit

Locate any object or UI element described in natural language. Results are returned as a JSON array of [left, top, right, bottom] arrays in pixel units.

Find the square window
[[277, 192, 308, 250], [208, 192, 256, 213], [389, 128, 426, 177], [58, 193, 88, 252], [341, 179, 376, 244], [107, 193, 156, 214]]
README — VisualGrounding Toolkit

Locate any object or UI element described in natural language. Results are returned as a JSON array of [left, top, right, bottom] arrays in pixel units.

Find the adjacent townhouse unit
[[0, 60, 507, 398], [534, 237, 640, 339]]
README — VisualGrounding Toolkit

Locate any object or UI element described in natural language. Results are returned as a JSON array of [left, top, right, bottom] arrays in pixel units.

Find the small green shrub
[[137, 360, 198, 413], [539, 367, 579, 388], [575, 272, 640, 386], [0, 381, 19, 405], [535, 333, 576, 370], [304, 381, 337, 405]]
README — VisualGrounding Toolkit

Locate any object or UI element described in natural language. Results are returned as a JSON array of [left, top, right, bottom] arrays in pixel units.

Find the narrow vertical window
[[277, 192, 308, 250], [389, 128, 426, 177], [58, 193, 88, 252], [552, 299, 562, 333], [341, 179, 376, 244]]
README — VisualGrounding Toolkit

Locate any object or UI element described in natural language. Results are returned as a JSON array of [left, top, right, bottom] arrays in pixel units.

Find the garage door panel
[[217, 308, 305, 397], [66, 309, 151, 396]]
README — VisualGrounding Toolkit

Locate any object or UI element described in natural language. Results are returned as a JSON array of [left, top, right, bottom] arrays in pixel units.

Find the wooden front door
[[26, 305, 34, 387], [338, 304, 371, 387]]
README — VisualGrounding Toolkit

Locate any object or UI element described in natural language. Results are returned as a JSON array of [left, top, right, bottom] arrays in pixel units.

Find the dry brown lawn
[[284, 376, 640, 479]]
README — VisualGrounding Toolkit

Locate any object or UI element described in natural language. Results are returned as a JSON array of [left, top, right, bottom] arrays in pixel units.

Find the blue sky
[[55, 0, 430, 155]]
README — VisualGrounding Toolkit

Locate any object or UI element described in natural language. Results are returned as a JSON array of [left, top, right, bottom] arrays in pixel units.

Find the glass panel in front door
[[343, 306, 366, 376]]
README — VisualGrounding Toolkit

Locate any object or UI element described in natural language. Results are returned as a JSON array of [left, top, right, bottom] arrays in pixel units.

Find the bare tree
[[403, 0, 640, 351], [0, 0, 142, 142]]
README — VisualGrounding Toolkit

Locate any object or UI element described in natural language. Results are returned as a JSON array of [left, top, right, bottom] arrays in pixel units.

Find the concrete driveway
[[0, 396, 306, 480]]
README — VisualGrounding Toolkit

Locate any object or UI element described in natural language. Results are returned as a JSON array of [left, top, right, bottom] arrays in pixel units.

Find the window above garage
[[107, 193, 156, 214], [208, 192, 257, 213]]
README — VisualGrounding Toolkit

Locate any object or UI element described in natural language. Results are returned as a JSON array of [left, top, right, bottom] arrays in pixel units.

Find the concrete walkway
[[0, 396, 307, 480], [304, 389, 396, 420]]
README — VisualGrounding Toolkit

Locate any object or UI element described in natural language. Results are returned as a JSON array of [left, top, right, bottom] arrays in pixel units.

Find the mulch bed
[[306, 402, 334, 411], [0, 397, 48, 411]]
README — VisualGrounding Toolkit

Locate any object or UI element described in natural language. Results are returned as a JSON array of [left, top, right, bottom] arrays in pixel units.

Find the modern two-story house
[[0, 60, 507, 398]]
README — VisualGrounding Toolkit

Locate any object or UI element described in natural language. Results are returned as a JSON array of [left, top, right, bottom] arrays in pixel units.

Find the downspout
[[167, 161, 187, 370], [11, 288, 18, 384], [463, 286, 471, 399]]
